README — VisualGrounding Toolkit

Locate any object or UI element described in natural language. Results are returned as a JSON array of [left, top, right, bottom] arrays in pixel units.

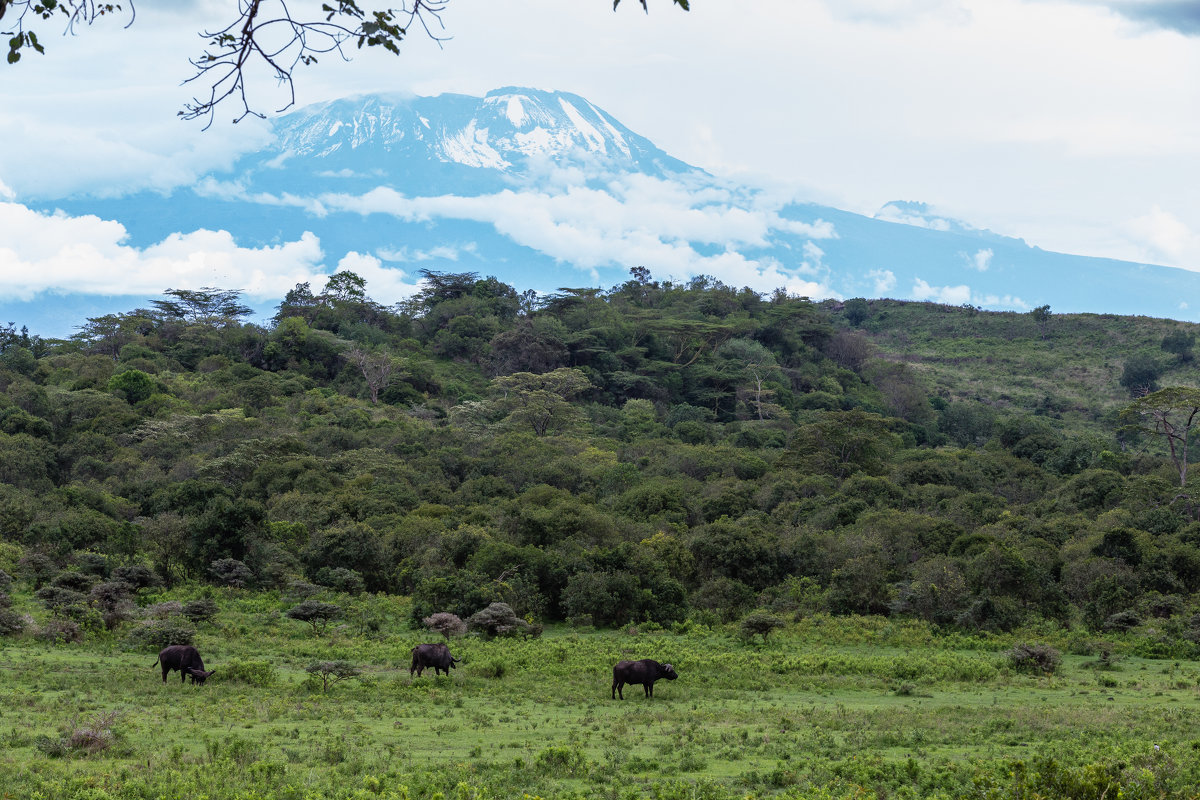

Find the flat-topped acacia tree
[[1121, 386, 1200, 488]]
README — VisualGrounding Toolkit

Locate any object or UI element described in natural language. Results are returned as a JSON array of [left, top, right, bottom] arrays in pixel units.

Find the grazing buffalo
[[612, 659, 678, 699], [410, 643, 460, 677], [154, 645, 214, 685]]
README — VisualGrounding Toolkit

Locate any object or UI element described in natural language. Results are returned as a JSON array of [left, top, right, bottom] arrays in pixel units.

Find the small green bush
[[221, 659, 277, 687], [1008, 643, 1062, 675], [181, 598, 220, 624], [38, 619, 83, 645], [124, 621, 196, 651], [0, 604, 26, 637], [469, 658, 507, 679]]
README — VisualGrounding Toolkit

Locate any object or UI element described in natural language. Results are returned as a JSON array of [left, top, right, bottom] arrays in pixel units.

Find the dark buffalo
[[154, 645, 214, 684], [410, 643, 460, 677], [612, 659, 678, 699]]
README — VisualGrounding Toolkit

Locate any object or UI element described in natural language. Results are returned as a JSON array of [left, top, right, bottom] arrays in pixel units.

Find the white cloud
[[1124, 205, 1200, 268], [976, 293, 1030, 310], [267, 174, 842, 294], [908, 277, 1028, 310], [868, 269, 897, 294], [0, 202, 328, 300], [875, 203, 952, 231], [377, 243, 480, 262], [911, 278, 972, 305], [964, 248, 993, 272], [333, 252, 422, 305]]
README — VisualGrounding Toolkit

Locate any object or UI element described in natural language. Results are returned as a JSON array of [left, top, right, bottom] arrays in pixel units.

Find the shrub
[[181, 597, 220, 624], [285, 600, 342, 634], [423, 612, 467, 639], [738, 611, 786, 642], [467, 602, 533, 639], [0, 569, 12, 593], [37, 711, 122, 757], [314, 567, 365, 595], [285, 580, 323, 600], [535, 745, 589, 778], [38, 618, 83, 645], [124, 620, 195, 651], [49, 571, 98, 593], [1103, 609, 1142, 632], [66, 710, 122, 755], [75, 552, 110, 577], [305, 660, 361, 692], [221, 659, 277, 687], [89, 581, 136, 629], [209, 559, 254, 589], [144, 601, 184, 620], [0, 604, 26, 637], [1008, 643, 1062, 675], [469, 657, 507, 679], [34, 586, 88, 617], [111, 564, 161, 591]]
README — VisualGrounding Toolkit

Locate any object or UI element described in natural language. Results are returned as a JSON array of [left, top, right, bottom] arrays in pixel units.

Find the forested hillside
[[3, 269, 1200, 645]]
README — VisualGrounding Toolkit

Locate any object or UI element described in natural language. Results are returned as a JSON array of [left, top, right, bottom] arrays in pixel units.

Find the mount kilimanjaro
[[20, 86, 1200, 336]]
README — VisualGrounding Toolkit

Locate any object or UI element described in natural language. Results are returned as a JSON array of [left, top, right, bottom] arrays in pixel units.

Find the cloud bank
[[0, 203, 331, 302]]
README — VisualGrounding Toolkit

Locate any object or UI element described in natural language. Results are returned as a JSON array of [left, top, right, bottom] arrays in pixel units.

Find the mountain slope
[[16, 86, 1200, 338]]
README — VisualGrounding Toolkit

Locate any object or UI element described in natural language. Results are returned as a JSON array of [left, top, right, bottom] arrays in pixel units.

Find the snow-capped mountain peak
[[261, 87, 691, 186]]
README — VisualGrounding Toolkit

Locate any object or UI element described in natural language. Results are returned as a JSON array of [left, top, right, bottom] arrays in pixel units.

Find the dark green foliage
[[1160, 329, 1194, 362], [181, 597, 220, 624], [305, 660, 362, 692], [843, 298, 871, 327], [107, 369, 158, 404], [467, 602, 534, 639], [89, 580, 135, 629], [7, 279, 1200, 637], [738, 611, 786, 642], [1007, 643, 1062, 674], [314, 566, 366, 595], [111, 564, 160, 591], [1119, 353, 1163, 396], [124, 621, 196, 651], [285, 600, 343, 634], [221, 659, 277, 686], [423, 612, 467, 639], [209, 558, 254, 588]]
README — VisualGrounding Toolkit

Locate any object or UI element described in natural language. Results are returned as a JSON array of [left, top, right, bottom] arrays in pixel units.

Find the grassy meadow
[[3, 590, 1200, 800]]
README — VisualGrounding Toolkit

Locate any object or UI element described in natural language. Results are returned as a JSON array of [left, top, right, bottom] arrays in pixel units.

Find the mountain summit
[[243, 88, 696, 195]]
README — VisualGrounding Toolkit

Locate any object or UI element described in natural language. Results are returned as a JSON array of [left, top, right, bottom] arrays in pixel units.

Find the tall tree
[[490, 367, 592, 436], [1121, 387, 1200, 487], [152, 288, 253, 327]]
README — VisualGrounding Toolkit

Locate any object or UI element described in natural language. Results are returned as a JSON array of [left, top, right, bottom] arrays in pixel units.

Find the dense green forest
[[2, 268, 1200, 645]]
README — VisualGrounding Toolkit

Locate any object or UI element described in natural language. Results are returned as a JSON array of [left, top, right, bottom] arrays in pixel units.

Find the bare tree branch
[[179, 0, 449, 129], [4, 0, 686, 124]]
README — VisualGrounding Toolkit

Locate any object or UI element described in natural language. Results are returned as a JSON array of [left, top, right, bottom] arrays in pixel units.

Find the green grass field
[[3, 591, 1200, 799]]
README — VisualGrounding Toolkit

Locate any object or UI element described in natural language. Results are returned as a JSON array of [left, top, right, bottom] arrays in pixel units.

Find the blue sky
[[1, 0, 1199, 328]]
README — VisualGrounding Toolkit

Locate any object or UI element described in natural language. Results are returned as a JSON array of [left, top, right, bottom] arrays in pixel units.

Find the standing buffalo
[[410, 643, 460, 677], [154, 645, 214, 684], [612, 659, 678, 699]]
